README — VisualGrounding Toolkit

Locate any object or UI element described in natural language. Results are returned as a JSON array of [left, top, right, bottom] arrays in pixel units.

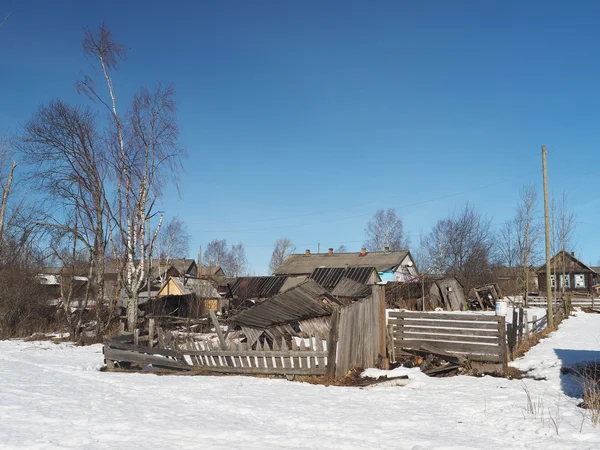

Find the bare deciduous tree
[[424, 203, 494, 291], [227, 243, 248, 277], [496, 220, 517, 268], [335, 244, 347, 253], [20, 101, 110, 335], [551, 192, 577, 296], [514, 185, 542, 306], [203, 239, 247, 277], [269, 237, 296, 273], [0, 138, 17, 258], [77, 25, 184, 331], [155, 217, 189, 280], [364, 208, 408, 252]]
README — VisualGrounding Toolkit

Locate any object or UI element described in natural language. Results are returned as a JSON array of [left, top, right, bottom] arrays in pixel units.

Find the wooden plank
[[209, 310, 227, 349], [397, 326, 500, 337], [518, 308, 524, 345], [183, 349, 328, 358], [148, 318, 155, 348], [327, 306, 339, 378], [389, 319, 500, 330], [106, 342, 183, 359], [417, 343, 466, 365], [189, 366, 327, 376], [388, 312, 502, 322], [376, 285, 386, 367], [395, 332, 500, 344], [395, 340, 502, 355], [103, 348, 191, 370], [157, 327, 166, 348]]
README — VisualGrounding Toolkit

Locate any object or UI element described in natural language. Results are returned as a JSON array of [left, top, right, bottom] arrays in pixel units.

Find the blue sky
[[2, 1, 600, 273]]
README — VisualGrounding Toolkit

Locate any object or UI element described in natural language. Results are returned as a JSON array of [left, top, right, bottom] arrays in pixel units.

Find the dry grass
[[512, 319, 562, 361], [572, 362, 600, 426]]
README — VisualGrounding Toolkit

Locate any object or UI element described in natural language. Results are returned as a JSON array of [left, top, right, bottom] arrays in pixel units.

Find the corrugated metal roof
[[228, 279, 341, 329], [228, 276, 289, 300], [273, 250, 410, 275], [331, 277, 372, 298], [309, 266, 379, 290]]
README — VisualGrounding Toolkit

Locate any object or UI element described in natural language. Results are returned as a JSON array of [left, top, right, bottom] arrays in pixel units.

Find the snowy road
[[1, 312, 600, 449]]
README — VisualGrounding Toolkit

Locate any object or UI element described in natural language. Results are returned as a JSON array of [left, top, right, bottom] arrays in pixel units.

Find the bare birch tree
[[269, 237, 296, 273], [0, 138, 17, 259], [364, 208, 408, 252], [155, 217, 189, 281], [77, 25, 184, 331], [514, 185, 542, 306]]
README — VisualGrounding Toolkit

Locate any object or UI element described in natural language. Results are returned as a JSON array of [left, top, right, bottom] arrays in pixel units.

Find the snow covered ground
[[1, 312, 600, 449]]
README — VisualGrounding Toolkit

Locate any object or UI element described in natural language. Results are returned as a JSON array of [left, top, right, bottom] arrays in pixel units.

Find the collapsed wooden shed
[[227, 279, 342, 346], [385, 277, 466, 311]]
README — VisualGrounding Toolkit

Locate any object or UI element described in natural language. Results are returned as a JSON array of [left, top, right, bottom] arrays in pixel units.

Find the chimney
[[384, 246, 390, 253], [571, 251, 575, 256], [328, 248, 333, 255], [305, 249, 311, 256], [360, 248, 367, 256]]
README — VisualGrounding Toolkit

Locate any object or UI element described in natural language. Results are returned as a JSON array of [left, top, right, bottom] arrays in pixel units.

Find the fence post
[[498, 316, 508, 375], [148, 318, 155, 348], [327, 306, 339, 379], [518, 308, 524, 346], [507, 323, 515, 361], [524, 310, 529, 339], [387, 324, 395, 363], [133, 328, 139, 346], [376, 285, 388, 369], [532, 315, 537, 334]]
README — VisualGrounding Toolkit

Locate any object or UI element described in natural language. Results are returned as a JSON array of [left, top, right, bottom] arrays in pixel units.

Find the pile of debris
[[393, 344, 480, 377]]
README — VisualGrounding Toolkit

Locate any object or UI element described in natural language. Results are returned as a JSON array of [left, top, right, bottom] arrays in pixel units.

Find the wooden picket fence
[[104, 332, 329, 376], [179, 336, 328, 376], [389, 311, 507, 373]]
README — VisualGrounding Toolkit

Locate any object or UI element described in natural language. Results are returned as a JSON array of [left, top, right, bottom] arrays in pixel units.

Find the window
[[551, 275, 556, 288], [575, 274, 585, 288], [560, 274, 570, 288]]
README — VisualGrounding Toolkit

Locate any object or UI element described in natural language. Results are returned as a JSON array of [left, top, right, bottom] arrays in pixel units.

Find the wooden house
[[536, 250, 599, 295], [147, 276, 226, 318], [274, 247, 417, 282]]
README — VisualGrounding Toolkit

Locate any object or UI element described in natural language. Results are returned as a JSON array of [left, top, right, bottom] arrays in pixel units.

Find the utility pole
[[542, 145, 553, 328]]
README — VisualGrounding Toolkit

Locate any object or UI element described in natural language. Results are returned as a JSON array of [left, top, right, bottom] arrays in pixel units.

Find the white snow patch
[[1, 313, 600, 448]]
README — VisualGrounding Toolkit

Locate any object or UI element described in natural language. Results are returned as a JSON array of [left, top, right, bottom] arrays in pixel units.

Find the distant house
[[273, 247, 417, 282], [197, 265, 226, 280], [147, 276, 226, 317], [491, 266, 538, 296], [536, 250, 599, 294]]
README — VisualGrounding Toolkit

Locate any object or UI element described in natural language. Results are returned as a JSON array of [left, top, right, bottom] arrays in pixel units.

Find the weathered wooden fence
[[103, 334, 191, 371], [104, 330, 329, 376], [333, 286, 385, 378], [506, 301, 569, 360], [180, 336, 328, 376], [389, 311, 507, 372], [524, 296, 596, 309]]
